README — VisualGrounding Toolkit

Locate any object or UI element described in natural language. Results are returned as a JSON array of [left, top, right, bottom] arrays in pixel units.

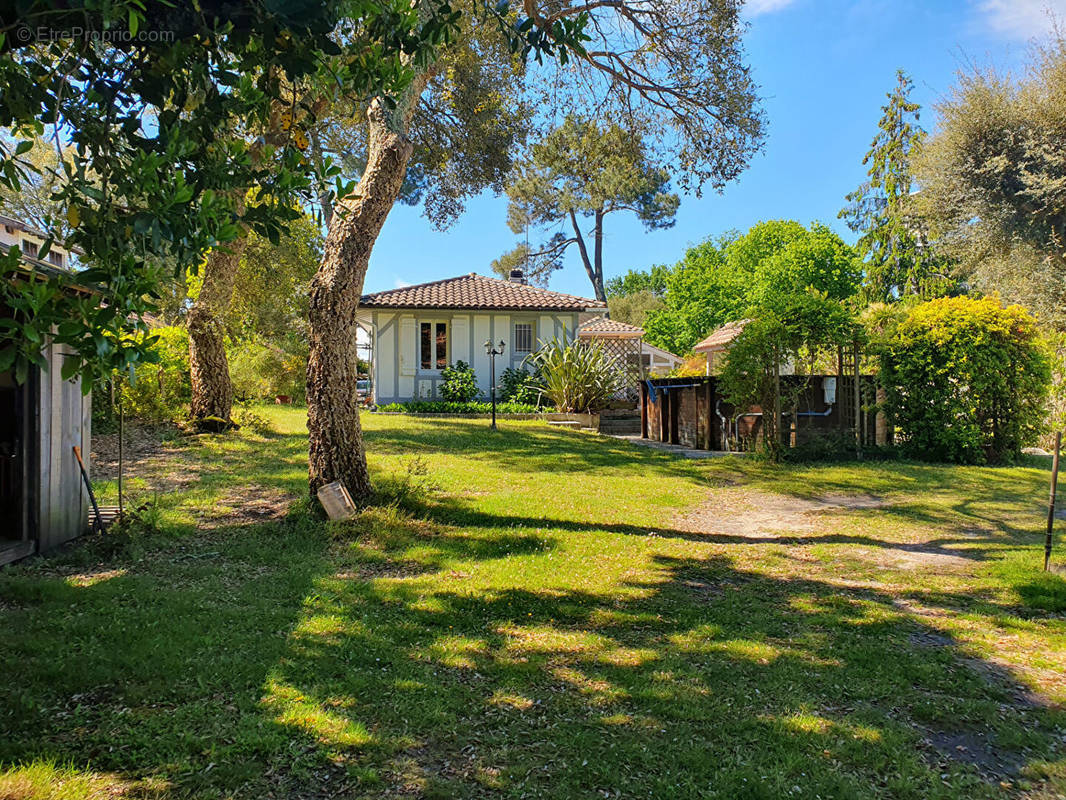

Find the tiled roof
[[692, 319, 753, 353], [359, 273, 602, 312], [577, 316, 644, 339]]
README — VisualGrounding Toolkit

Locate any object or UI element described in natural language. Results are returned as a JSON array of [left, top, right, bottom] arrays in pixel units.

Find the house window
[[514, 322, 534, 354], [420, 321, 448, 370], [48, 250, 64, 268], [20, 240, 38, 259]]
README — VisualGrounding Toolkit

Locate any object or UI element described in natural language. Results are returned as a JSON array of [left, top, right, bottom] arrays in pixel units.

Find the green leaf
[[61, 356, 79, 381]]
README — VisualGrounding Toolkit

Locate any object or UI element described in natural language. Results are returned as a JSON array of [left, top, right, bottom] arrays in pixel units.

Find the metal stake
[[1046, 431, 1062, 572]]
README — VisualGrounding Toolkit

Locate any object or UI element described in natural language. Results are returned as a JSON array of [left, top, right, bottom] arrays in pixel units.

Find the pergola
[[578, 316, 645, 399]]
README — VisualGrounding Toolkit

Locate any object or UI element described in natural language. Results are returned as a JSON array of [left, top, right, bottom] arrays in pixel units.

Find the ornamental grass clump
[[527, 337, 625, 413]]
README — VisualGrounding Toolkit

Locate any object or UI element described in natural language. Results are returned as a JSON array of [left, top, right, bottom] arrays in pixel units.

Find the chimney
[[509, 268, 527, 285]]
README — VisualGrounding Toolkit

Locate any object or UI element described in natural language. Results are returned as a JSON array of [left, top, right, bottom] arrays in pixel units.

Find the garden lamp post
[[484, 339, 506, 429]]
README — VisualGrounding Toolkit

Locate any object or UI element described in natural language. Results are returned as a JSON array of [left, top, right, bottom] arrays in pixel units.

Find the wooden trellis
[[577, 317, 647, 404]]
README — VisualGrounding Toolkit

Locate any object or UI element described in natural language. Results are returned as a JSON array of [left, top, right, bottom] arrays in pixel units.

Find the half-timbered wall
[[368, 309, 580, 404]]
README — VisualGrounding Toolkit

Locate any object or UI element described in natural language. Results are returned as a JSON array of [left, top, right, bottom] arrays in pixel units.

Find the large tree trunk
[[306, 75, 430, 500], [568, 207, 607, 303], [188, 238, 246, 427]]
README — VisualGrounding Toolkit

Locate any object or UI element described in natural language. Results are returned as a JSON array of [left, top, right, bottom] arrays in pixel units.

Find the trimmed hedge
[[374, 400, 545, 414]]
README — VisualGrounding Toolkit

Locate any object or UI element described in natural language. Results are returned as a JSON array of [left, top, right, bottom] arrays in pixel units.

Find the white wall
[[371, 309, 579, 403]]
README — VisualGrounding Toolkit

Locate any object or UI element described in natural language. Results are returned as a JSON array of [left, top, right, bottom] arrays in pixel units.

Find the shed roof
[[577, 316, 644, 339], [692, 319, 753, 354], [359, 273, 603, 312]]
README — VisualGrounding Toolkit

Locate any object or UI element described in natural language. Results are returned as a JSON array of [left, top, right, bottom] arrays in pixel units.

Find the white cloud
[[744, 0, 799, 17], [394, 278, 412, 289], [978, 0, 1066, 39]]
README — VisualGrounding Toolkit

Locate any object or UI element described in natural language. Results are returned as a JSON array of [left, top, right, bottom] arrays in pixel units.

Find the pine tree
[[841, 70, 952, 302]]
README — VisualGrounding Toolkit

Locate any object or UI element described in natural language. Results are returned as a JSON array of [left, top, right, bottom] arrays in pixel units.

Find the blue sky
[[363, 0, 1063, 299]]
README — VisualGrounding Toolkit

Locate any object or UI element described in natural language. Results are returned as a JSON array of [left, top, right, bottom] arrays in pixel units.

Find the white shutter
[[451, 315, 469, 363], [399, 316, 416, 376]]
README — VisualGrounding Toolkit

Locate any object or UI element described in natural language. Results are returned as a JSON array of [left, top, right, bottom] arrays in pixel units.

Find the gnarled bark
[[188, 238, 246, 427], [307, 75, 430, 500]]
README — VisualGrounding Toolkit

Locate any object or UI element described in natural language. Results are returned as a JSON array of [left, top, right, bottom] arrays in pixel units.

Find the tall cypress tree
[[841, 70, 952, 302]]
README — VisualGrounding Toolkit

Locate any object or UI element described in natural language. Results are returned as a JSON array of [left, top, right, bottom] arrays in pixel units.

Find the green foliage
[[526, 337, 624, 413], [914, 39, 1066, 327], [231, 405, 274, 435], [495, 116, 680, 297], [718, 300, 856, 462], [227, 216, 323, 342], [643, 221, 861, 355], [605, 265, 671, 298], [375, 401, 542, 414], [499, 366, 544, 405], [841, 71, 955, 302], [607, 290, 664, 331], [228, 337, 307, 404], [110, 326, 191, 424], [875, 296, 1051, 464], [439, 361, 480, 402], [0, 1, 462, 389]]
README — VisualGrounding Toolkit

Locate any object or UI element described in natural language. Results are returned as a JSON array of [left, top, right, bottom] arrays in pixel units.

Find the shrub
[[527, 337, 625, 413], [95, 325, 191, 426], [228, 335, 307, 403], [439, 360, 479, 402], [373, 400, 542, 414], [499, 366, 544, 405], [232, 405, 274, 434], [876, 296, 1051, 464]]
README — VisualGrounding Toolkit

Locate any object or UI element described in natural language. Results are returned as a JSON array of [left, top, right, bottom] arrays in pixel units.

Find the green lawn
[[1, 407, 1065, 799]]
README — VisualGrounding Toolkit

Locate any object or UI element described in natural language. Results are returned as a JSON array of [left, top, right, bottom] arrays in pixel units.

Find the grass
[[0, 406, 1064, 798]]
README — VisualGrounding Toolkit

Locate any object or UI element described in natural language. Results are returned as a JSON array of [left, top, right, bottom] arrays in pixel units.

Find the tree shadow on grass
[[405, 491, 1026, 570], [1, 508, 1063, 797], [363, 419, 713, 483], [259, 550, 1066, 799]]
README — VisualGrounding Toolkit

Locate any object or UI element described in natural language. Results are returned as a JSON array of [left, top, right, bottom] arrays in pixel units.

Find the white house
[[0, 213, 75, 269], [357, 270, 605, 404]]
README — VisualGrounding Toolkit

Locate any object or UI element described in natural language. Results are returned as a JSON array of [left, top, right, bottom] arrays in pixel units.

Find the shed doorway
[[0, 368, 35, 565]]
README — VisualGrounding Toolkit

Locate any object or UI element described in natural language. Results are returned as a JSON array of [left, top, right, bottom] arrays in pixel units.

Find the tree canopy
[[914, 38, 1066, 328], [493, 116, 679, 299], [840, 70, 954, 302], [0, 0, 463, 386], [641, 221, 861, 355]]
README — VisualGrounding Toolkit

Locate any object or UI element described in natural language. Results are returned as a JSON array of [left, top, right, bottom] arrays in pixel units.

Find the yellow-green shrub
[[878, 296, 1051, 463]]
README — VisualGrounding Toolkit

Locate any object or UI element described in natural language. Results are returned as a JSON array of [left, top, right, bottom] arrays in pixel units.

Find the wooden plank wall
[[37, 342, 90, 552]]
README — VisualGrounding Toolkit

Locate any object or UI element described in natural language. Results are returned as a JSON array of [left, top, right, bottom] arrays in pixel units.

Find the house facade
[[357, 271, 605, 404]]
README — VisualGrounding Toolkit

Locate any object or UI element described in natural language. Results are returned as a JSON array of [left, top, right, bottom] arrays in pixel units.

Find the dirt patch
[[851, 544, 973, 570], [923, 728, 1025, 779], [91, 425, 198, 492], [675, 489, 887, 539], [197, 486, 295, 528]]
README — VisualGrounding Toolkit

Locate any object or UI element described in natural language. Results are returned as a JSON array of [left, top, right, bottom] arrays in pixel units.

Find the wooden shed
[[641, 374, 879, 453], [1, 230, 92, 566]]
